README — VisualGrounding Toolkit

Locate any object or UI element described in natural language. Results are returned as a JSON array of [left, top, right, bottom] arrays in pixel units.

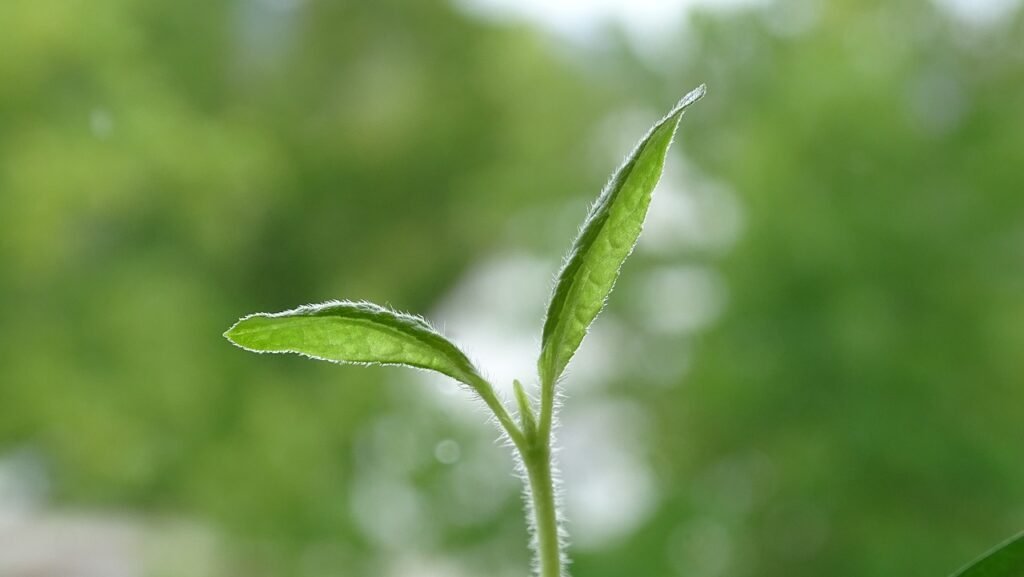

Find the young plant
[[222, 83, 1021, 577], [224, 84, 705, 575]]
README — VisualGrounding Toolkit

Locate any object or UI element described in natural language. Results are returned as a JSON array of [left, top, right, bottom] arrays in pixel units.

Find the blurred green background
[[1, 0, 1023, 575]]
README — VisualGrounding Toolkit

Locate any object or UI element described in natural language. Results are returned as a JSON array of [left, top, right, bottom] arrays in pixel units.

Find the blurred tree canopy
[[586, 1, 1024, 576], [1, 0, 1023, 576], [0, 0, 607, 573]]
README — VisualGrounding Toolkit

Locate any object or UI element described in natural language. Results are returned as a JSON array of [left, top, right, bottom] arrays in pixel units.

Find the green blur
[[1, 0, 1022, 575]]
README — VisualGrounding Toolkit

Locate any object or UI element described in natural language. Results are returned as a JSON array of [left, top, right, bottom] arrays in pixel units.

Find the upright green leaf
[[224, 300, 487, 390], [952, 532, 1024, 577], [538, 84, 705, 386]]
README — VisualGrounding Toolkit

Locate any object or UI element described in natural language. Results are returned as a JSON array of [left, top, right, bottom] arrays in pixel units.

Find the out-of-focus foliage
[[1, 0, 1023, 575], [578, 1, 1024, 576], [0, 0, 605, 574]]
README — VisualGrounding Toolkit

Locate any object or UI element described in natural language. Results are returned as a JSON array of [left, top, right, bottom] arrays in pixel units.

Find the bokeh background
[[2, 0, 1023, 575]]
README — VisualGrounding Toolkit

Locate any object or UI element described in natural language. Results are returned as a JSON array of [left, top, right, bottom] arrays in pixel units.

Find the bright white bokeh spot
[[434, 439, 461, 465], [0, 450, 48, 531], [635, 265, 726, 336], [349, 472, 427, 550], [933, 0, 1022, 27], [642, 166, 744, 257], [455, 0, 769, 47], [428, 253, 550, 397], [560, 401, 658, 549]]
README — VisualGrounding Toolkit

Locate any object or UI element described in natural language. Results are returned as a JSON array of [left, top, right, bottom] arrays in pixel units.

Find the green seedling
[[223, 83, 1021, 577], [225, 84, 704, 576]]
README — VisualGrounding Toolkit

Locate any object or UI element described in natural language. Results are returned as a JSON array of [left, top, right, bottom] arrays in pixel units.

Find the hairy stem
[[480, 375, 563, 576], [518, 374, 562, 577], [524, 443, 562, 577]]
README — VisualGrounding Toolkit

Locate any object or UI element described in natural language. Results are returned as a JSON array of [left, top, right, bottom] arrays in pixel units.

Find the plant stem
[[524, 443, 562, 577], [483, 375, 563, 576], [519, 374, 562, 577]]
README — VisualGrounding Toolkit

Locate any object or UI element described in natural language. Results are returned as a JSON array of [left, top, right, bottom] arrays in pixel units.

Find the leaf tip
[[667, 83, 707, 119], [683, 83, 707, 106], [222, 321, 240, 344], [222, 313, 263, 351]]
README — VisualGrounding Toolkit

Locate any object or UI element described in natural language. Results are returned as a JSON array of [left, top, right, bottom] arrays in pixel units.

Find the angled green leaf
[[224, 300, 487, 390], [538, 84, 705, 386], [952, 532, 1024, 577]]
